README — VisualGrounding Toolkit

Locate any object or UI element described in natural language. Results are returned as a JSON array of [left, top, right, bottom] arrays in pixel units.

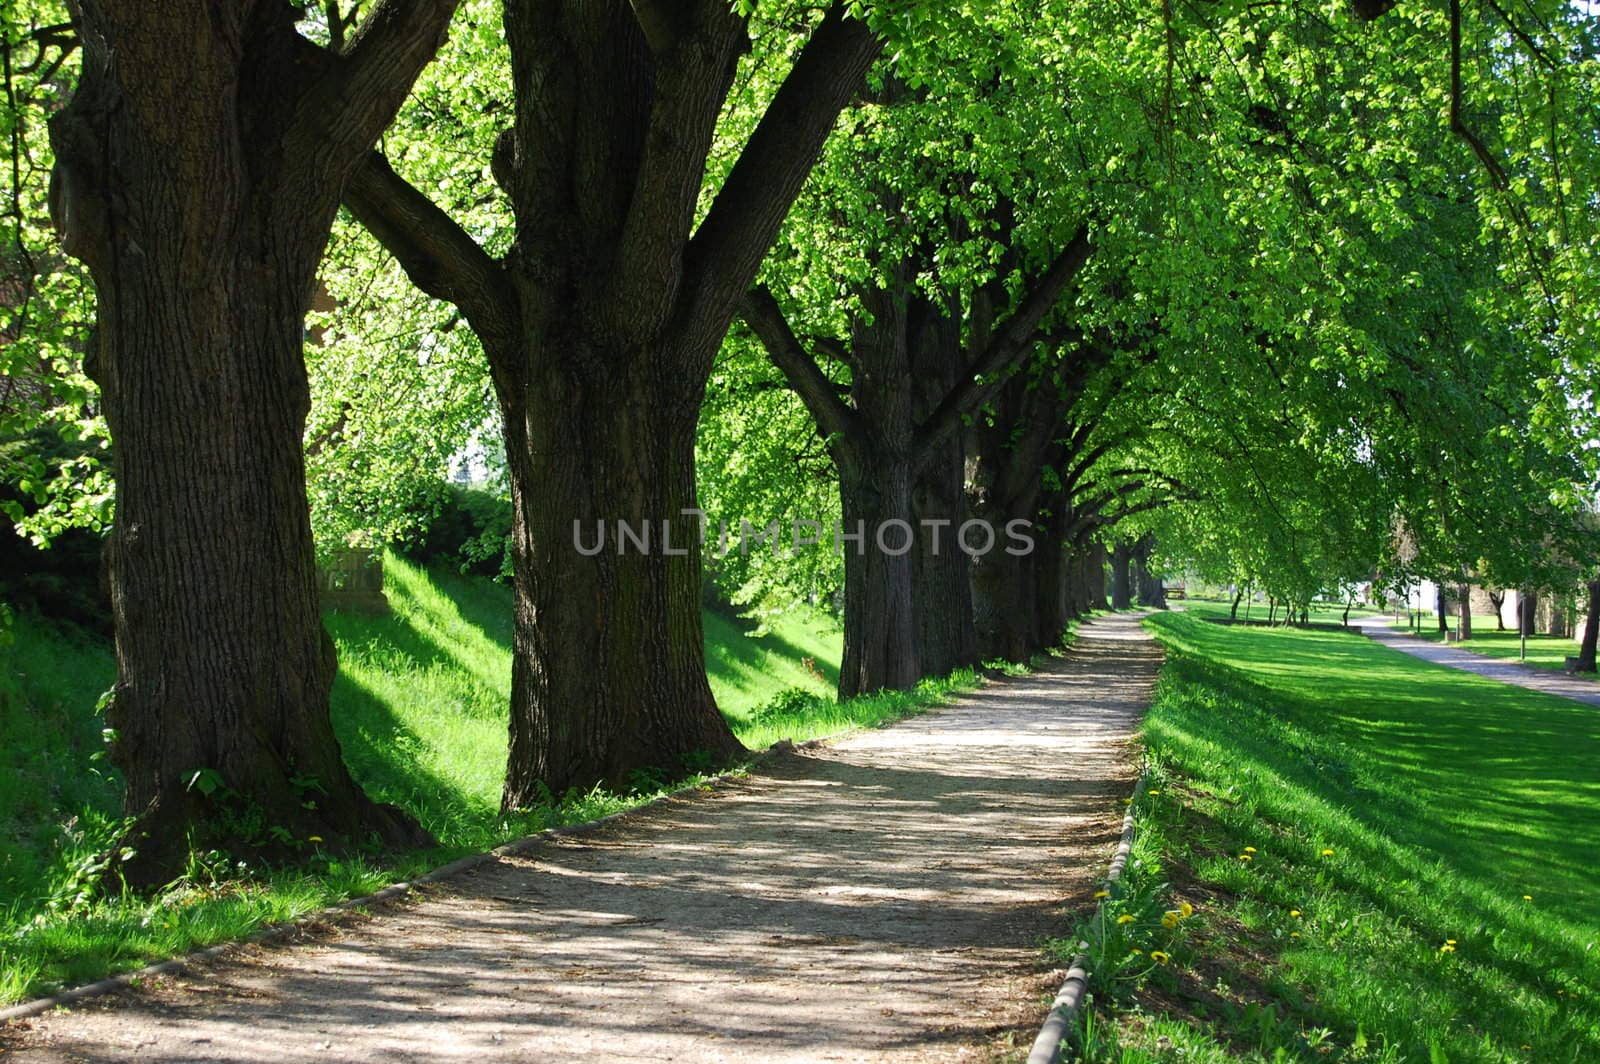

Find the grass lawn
[[1179, 597, 1379, 626], [1393, 613, 1595, 681], [1063, 611, 1600, 1062], [0, 554, 981, 1004]]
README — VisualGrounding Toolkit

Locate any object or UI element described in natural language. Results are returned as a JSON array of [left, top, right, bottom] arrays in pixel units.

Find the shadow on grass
[[1105, 612, 1600, 1061]]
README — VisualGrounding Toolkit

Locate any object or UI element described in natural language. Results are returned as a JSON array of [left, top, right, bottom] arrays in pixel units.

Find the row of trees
[[2, 0, 1596, 881]]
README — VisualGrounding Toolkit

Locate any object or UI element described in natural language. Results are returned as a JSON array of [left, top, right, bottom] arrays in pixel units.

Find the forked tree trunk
[[910, 313, 978, 679], [351, 1, 880, 802], [499, 358, 742, 804], [1231, 587, 1244, 620], [48, 2, 453, 881]]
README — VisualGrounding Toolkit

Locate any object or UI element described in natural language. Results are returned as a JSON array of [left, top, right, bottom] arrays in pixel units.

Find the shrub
[[397, 483, 512, 578]]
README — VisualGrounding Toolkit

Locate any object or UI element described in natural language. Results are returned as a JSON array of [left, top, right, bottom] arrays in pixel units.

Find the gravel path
[[2, 614, 1159, 1063], [1356, 617, 1600, 708]]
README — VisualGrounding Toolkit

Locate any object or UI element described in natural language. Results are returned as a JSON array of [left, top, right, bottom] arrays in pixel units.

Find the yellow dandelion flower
[[1446, 939, 1457, 945], [1290, 932, 1301, 939], [1150, 950, 1171, 964], [1117, 914, 1135, 925], [1162, 912, 1180, 929], [1148, 789, 1162, 796], [1238, 853, 1253, 861], [1439, 943, 1456, 953], [308, 835, 324, 843], [1094, 890, 1110, 899], [1243, 846, 1257, 853], [1523, 894, 1533, 901], [1128, 948, 1143, 956], [1320, 848, 1335, 856], [1178, 901, 1194, 918], [1289, 909, 1302, 918]]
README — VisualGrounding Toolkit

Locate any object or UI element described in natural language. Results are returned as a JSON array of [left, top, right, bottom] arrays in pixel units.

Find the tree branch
[[681, 3, 881, 352], [911, 225, 1092, 460], [740, 284, 859, 444], [307, 0, 460, 156], [629, 0, 697, 54], [607, 1, 743, 341], [343, 150, 520, 358]]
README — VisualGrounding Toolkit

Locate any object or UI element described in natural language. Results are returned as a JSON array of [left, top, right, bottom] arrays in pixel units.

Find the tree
[[42, 0, 460, 880], [342, 0, 881, 803], [744, 231, 1091, 690], [737, 0, 1168, 688]]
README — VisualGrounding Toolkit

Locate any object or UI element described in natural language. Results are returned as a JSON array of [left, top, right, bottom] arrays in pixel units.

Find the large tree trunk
[[92, 256, 424, 879], [346, 0, 881, 802], [1576, 580, 1600, 673], [834, 454, 921, 697], [49, 2, 452, 881], [1457, 583, 1473, 641], [909, 310, 977, 678], [912, 438, 978, 678], [1111, 542, 1134, 609], [966, 427, 1043, 663], [500, 359, 743, 805], [1032, 518, 1069, 648], [971, 543, 1038, 662], [1074, 540, 1108, 616], [1521, 589, 1539, 636], [1133, 536, 1166, 608]]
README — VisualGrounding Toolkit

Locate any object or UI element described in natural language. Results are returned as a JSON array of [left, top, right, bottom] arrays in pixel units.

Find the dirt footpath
[[2, 614, 1160, 1063]]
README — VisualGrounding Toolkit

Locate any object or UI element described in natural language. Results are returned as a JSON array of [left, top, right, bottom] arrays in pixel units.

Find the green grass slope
[[327, 554, 845, 848], [1071, 611, 1600, 1062]]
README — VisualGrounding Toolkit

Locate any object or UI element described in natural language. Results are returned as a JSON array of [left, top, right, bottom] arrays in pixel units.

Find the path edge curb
[[0, 737, 829, 1026], [1025, 776, 1143, 1064]]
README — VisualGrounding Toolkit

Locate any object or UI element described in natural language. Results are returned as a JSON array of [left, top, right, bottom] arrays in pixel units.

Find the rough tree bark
[[1456, 582, 1473, 641], [910, 312, 978, 679], [346, 0, 882, 800], [1521, 589, 1539, 636], [744, 227, 1091, 691], [48, 0, 458, 881]]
